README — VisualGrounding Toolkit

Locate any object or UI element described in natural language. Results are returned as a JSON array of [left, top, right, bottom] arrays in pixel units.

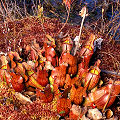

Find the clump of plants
[[0, 0, 120, 120]]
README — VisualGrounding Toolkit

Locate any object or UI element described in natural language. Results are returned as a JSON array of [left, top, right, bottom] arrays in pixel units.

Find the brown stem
[[1, 0, 11, 20], [100, 51, 120, 70], [0, 1, 4, 15], [101, 69, 120, 77], [56, 9, 70, 36], [24, 0, 27, 17]]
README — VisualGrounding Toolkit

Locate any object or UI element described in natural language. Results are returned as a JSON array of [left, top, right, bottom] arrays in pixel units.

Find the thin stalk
[[24, 0, 27, 17], [102, 89, 111, 112], [115, 33, 120, 41], [44, 0, 56, 11], [31, 0, 38, 16], [49, 10, 66, 20], [78, 13, 86, 43], [0, 2, 4, 15], [101, 7, 105, 33], [112, 3, 113, 16], [14, 0, 17, 19], [1, 0, 11, 20], [1, 0, 7, 15], [106, 17, 119, 30], [106, 21, 119, 38], [117, 0, 119, 10], [100, 51, 120, 70], [101, 69, 120, 76], [36, 0, 38, 8], [111, 23, 120, 40], [5, 0, 8, 13], [107, 11, 120, 25], [106, 11, 120, 27], [39, 0, 40, 5], [57, 8, 70, 35], [4, 21, 9, 52], [94, 0, 96, 8], [73, 7, 87, 55], [15, 6, 24, 19], [13, 22, 16, 51]]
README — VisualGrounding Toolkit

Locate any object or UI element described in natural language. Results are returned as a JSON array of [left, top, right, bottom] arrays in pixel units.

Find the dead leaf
[[14, 92, 32, 104], [46, 34, 56, 47]]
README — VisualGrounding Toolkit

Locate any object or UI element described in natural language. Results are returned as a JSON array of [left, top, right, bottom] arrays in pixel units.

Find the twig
[[101, 69, 120, 76], [1, 0, 11, 20], [0, 2, 4, 15], [101, 7, 105, 33], [24, 0, 27, 17], [57, 8, 70, 35], [49, 10, 66, 20], [112, 3, 113, 16], [15, 6, 24, 19], [14, 0, 17, 19], [31, 0, 38, 16], [106, 11, 120, 27], [78, 8, 86, 42], [100, 51, 120, 70], [102, 89, 111, 112], [73, 6, 87, 55], [111, 23, 120, 40], [106, 21, 119, 37]]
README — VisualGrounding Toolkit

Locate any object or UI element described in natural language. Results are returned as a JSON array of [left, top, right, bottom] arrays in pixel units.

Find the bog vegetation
[[0, 0, 120, 120]]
